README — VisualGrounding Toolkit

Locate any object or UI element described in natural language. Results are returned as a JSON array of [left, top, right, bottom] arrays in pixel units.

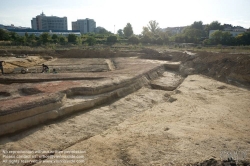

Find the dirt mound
[[140, 48, 173, 60], [178, 51, 250, 87], [140, 49, 250, 88], [0, 91, 11, 99], [0, 49, 57, 56], [19, 88, 43, 96], [54, 49, 138, 58]]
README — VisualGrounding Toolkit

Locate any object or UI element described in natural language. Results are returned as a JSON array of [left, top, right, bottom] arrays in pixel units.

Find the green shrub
[[155, 37, 163, 45], [107, 35, 117, 43], [86, 36, 96, 46], [140, 35, 152, 44], [68, 34, 78, 43], [128, 36, 139, 44]]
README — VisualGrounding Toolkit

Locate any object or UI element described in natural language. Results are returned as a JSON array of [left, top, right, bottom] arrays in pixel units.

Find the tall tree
[[0, 29, 10, 41], [107, 35, 117, 43], [9, 32, 18, 41], [86, 36, 96, 46], [191, 21, 203, 30], [205, 21, 224, 36], [123, 23, 133, 37], [141, 26, 151, 36], [39, 33, 51, 44], [210, 30, 223, 44], [147, 20, 159, 34], [68, 34, 78, 43], [236, 32, 250, 45], [208, 21, 224, 30], [52, 34, 59, 43], [99, 28, 109, 34], [117, 29, 124, 36]]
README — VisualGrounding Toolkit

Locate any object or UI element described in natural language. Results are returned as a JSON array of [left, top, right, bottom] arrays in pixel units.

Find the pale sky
[[0, 0, 250, 34]]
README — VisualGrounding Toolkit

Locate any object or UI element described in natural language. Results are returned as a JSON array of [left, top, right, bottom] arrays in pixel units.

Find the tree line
[[118, 20, 250, 46], [0, 20, 250, 46]]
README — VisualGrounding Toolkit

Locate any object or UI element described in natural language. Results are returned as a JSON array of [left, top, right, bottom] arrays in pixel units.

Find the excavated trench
[[0, 62, 183, 136], [0, 91, 11, 98], [1, 52, 249, 165]]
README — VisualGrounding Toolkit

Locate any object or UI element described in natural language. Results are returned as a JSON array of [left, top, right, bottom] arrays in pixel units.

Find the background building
[[7, 29, 80, 37], [161, 27, 186, 35], [0, 24, 30, 30], [31, 12, 67, 30], [72, 18, 96, 34]]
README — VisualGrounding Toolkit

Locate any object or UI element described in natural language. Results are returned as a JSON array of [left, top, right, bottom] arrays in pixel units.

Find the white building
[[162, 27, 186, 35], [7, 29, 81, 37], [31, 12, 67, 30], [72, 18, 96, 34]]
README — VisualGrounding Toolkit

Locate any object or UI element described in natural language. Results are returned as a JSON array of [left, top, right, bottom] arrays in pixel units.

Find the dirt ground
[[0, 48, 250, 166]]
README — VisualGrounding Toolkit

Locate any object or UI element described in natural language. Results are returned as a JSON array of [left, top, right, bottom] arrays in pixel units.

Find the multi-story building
[[161, 27, 186, 35], [0, 24, 30, 30], [72, 18, 96, 34], [31, 12, 67, 30]]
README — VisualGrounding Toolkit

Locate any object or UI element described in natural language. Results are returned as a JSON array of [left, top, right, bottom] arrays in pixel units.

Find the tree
[[27, 34, 37, 46], [183, 27, 205, 43], [205, 21, 224, 36], [59, 36, 67, 44], [221, 32, 234, 45], [17, 36, 27, 45], [117, 29, 124, 36], [128, 36, 140, 44], [9, 32, 18, 41], [155, 37, 163, 45], [86, 36, 96, 46], [155, 30, 170, 43], [191, 21, 203, 30], [25, 32, 29, 38], [174, 34, 186, 43], [236, 32, 250, 45], [123, 23, 133, 37], [140, 34, 152, 44], [0, 29, 10, 41], [39, 33, 51, 44], [210, 30, 223, 44], [141, 26, 151, 36], [207, 21, 224, 30], [147, 20, 159, 34], [28, 34, 36, 41], [98, 28, 110, 34], [107, 35, 117, 43], [68, 34, 78, 43], [52, 34, 59, 43]]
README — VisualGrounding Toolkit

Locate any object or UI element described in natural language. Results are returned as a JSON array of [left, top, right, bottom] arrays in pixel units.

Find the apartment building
[[72, 18, 96, 34], [161, 27, 186, 35], [31, 12, 67, 30]]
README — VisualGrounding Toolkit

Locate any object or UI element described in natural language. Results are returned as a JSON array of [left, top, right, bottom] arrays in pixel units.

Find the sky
[[0, 0, 250, 34]]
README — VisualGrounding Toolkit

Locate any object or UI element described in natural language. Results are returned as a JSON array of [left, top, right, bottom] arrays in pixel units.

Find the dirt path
[[1, 74, 249, 165]]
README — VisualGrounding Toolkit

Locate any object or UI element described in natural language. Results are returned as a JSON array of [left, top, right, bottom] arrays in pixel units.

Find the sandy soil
[[53, 75, 250, 166], [0, 75, 249, 165], [0, 49, 250, 165]]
